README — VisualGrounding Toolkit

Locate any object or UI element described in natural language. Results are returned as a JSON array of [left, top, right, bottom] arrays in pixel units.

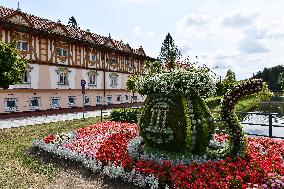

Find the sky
[[1, 0, 284, 80]]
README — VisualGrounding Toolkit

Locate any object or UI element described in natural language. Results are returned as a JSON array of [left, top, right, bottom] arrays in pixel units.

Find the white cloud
[[222, 13, 257, 28], [176, 13, 214, 39], [176, 13, 210, 28], [132, 26, 143, 36], [132, 26, 155, 38], [147, 31, 155, 38], [176, 40, 192, 55], [175, 9, 284, 80], [237, 37, 269, 54]]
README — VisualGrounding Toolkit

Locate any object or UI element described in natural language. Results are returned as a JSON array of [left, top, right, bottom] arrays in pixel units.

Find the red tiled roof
[[0, 6, 145, 56]]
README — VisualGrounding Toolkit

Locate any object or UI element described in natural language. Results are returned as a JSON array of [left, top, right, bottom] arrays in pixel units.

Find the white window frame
[[68, 96, 76, 107], [96, 96, 102, 104], [4, 98, 19, 112], [90, 54, 97, 62], [125, 95, 129, 101], [22, 70, 30, 83], [89, 72, 98, 86], [84, 96, 91, 106], [106, 95, 112, 105], [20, 64, 33, 84], [108, 57, 117, 66], [109, 73, 118, 88], [58, 72, 68, 85], [50, 97, 60, 109], [56, 48, 68, 57], [16, 41, 29, 51], [116, 95, 121, 102], [29, 97, 40, 110]]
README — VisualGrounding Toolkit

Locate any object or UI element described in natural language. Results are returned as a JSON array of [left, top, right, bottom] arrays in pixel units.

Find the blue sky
[[1, 0, 284, 79]]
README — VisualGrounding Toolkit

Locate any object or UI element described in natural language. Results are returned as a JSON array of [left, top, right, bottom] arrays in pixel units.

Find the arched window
[[109, 73, 118, 87], [21, 64, 33, 84], [56, 67, 70, 85], [88, 71, 99, 86], [59, 72, 67, 85]]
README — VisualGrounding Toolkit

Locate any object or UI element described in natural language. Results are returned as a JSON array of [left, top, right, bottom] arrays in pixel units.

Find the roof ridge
[[0, 5, 145, 55]]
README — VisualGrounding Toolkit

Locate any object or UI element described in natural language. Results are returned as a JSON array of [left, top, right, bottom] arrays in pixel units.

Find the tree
[[0, 42, 27, 89], [158, 33, 181, 69], [278, 72, 284, 91], [252, 65, 284, 91], [224, 69, 236, 83], [68, 16, 78, 28], [143, 60, 163, 75], [216, 69, 236, 96]]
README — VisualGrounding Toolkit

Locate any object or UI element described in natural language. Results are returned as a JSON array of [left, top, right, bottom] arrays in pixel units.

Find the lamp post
[[81, 79, 86, 120]]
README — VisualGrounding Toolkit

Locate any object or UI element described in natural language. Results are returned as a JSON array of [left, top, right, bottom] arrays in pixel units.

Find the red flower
[[43, 134, 55, 144]]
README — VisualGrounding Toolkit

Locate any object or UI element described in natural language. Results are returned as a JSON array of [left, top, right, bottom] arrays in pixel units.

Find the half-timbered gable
[[4, 11, 33, 27], [49, 23, 70, 36]]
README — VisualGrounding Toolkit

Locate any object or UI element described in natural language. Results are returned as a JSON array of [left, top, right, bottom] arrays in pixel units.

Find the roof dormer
[[82, 30, 95, 43], [138, 46, 146, 56], [49, 22, 70, 36], [104, 33, 117, 49]]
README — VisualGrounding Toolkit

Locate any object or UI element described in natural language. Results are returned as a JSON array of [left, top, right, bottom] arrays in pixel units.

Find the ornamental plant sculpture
[[220, 79, 264, 157], [133, 64, 266, 157]]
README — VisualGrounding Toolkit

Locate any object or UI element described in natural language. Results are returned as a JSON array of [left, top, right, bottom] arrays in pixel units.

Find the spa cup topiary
[[133, 66, 265, 157]]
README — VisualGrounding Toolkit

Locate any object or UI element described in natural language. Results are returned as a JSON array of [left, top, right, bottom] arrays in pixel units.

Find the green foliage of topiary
[[110, 108, 141, 123], [139, 93, 215, 154], [205, 96, 222, 110], [190, 96, 215, 154], [139, 93, 191, 152], [220, 79, 264, 157]]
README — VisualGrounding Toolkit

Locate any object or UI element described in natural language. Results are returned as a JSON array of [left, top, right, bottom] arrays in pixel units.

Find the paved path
[[0, 110, 111, 129]]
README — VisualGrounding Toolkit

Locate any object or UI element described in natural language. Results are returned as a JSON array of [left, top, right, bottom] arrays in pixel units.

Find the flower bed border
[[33, 139, 161, 189]]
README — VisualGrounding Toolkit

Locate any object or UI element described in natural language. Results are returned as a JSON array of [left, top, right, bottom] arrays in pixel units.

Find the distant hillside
[[252, 65, 284, 91]]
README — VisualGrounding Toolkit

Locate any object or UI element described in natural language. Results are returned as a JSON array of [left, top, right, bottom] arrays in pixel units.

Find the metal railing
[[214, 111, 284, 139]]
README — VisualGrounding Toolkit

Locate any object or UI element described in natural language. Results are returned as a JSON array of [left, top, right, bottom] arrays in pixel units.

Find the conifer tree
[[158, 33, 181, 69], [224, 69, 236, 83]]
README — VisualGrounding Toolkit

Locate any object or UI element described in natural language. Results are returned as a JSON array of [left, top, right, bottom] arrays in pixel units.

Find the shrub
[[205, 96, 222, 109], [110, 108, 141, 123]]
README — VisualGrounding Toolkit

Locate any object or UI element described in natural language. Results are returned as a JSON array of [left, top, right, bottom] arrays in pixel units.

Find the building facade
[[0, 6, 153, 114]]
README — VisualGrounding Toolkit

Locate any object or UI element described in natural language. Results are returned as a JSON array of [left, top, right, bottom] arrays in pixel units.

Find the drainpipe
[[103, 52, 106, 111]]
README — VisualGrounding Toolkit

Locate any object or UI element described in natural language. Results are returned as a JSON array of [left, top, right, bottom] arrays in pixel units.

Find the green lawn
[[0, 116, 105, 189]]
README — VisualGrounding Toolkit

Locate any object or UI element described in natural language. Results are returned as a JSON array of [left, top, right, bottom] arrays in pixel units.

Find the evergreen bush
[[110, 108, 141, 123]]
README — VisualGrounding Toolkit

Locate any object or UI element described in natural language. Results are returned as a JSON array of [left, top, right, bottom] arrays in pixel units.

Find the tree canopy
[[0, 42, 27, 89], [252, 65, 284, 91], [224, 69, 236, 83], [158, 33, 181, 69]]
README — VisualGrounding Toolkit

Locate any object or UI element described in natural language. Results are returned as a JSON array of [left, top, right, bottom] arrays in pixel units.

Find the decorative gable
[[105, 39, 116, 49], [125, 43, 132, 53], [138, 46, 146, 56], [50, 25, 69, 36], [84, 34, 95, 43], [5, 13, 33, 27]]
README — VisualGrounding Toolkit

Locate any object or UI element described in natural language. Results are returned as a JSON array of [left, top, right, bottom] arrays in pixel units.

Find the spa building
[[0, 6, 153, 114]]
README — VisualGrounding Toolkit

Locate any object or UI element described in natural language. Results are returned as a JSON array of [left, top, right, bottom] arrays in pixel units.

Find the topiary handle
[[220, 79, 263, 157]]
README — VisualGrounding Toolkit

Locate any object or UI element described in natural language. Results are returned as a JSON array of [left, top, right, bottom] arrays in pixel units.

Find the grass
[[209, 95, 262, 116], [0, 116, 106, 189]]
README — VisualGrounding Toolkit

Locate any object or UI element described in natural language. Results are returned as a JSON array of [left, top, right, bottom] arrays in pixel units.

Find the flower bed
[[33, 121, 284, 189]]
